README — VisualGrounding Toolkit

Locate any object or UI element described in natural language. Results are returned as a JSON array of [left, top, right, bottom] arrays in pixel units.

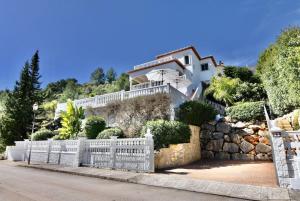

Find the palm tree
[[205, 77, 240, 107]]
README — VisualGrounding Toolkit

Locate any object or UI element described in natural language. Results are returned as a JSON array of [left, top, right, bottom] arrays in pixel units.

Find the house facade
[[55, 46, 223, 119]]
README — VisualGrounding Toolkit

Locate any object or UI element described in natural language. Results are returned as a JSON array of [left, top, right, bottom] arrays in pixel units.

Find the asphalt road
[[0, 161, 245, 201]]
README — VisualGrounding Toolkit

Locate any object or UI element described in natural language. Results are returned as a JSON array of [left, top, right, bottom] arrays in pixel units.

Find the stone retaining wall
[[201, 119, 272, 161], [155, 125, 200, 169]]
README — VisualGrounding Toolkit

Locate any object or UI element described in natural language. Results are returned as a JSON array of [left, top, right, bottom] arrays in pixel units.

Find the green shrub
[[32, 129, 55, 141], [141, 120, 191, 150], [85, 116, 106, 139], [226, 101, 265, 121], [97, 127, 124, 139], [176, 101, 217, 126]]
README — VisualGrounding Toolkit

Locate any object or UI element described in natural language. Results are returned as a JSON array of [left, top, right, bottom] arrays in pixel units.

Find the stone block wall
[[201, 120, 272, 161], [155, 125, 200, 169]]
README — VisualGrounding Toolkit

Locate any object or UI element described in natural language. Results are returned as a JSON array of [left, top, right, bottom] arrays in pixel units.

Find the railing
[[264, 106, 300, 189], [134, 56, 174, 70], [7, 135, 155, 173], [130, 80, 164, 91], [55, 84, 171, 118]]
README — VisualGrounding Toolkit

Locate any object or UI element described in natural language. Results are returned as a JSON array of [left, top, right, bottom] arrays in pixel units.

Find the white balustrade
[[55, 84, 171, 118], [8, 135, 154, 173]]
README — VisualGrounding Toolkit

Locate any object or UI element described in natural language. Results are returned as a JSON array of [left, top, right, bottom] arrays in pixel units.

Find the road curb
[[17, 163, 291, 201]]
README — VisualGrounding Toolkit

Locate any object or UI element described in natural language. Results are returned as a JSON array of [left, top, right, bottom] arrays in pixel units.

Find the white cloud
[[223, 56, 257, 67]]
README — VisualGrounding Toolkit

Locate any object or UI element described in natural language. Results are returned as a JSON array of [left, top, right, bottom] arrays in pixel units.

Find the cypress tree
[[0, 51, 43, 145]]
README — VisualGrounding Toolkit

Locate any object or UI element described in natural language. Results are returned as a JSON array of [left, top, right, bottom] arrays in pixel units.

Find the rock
[[255, 153, 270, 160], [215, 152, 230, 160], [208, 120, 217, 126], [244, 135, 259, 145], [240, 140, 255, 153], [256, 143, 272, 153], [248, 125, 261, 132], [259, 136, 270, 145], [216, 122, 231, 133], [202, 123, 215, 132], [212, 132, 224, 139], [236, 128, 254, 136], [201, 130, 213, 139], [223, 142, 239, 153], [260, 123, 266, 130], [224, 135, 231, 142], [231, 153, 254, 160], [258, 130, 269, 137], [243, 128, 254, 135], [201, 150, 214, 159], [230, 134, 241, 144], [232, 121, 246, 129], [206, 139, 224, 152]]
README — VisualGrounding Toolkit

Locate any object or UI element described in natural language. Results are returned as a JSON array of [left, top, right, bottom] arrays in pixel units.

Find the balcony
[[134, 56, 174, 70]]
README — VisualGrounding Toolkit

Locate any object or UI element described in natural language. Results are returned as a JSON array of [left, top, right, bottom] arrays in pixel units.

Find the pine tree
[[106, 67, 117, 84], [0, 51, 43, 145], [90, 67, 105, 85], [29, 50, 42, 105]]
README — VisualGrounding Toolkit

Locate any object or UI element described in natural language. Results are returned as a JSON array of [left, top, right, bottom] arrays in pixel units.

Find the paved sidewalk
[[12, 161, 293, 201]]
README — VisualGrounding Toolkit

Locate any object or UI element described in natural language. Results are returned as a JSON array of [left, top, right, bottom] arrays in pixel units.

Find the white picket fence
[[264, 107, 300, 189], [6, 135, 154, 173]]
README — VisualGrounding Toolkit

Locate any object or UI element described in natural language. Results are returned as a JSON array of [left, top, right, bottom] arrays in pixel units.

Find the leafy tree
[[59, 80, 79, 102], [0, 90, 9, 117], [257, 27, 300, 115], [90, 67, 105, 85], [224, 66, 260, 83], [116, 73, 130, 91], [58, 101, 84, 139], [44, 78, 78, 101], [233, 82, 267, 102], [106, 67, 117, 84], [205, 77, 240, 106]]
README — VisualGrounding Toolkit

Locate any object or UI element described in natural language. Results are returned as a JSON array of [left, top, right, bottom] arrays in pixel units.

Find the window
[[184, 55, 190, 65], [201, 63, 209, 71]]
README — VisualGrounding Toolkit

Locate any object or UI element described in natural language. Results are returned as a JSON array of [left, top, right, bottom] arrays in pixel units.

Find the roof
[[200, 55, 218, 66], [127, 59, 185, 74], [156, 45, 201, 60]]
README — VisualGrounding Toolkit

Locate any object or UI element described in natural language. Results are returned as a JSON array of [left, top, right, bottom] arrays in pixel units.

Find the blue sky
[[0, 0, 299, 89]]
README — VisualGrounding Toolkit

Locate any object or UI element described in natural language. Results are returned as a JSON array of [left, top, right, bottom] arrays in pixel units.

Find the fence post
[[145, 129, 155, 172], [110, 136, 118, 169], [74, 137, 86, 167], [46, 139, 52, 163]]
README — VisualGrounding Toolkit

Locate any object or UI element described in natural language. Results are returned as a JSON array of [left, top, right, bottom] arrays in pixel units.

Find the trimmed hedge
[[84, 116, 106, 139], [141, 120, 191, 150], [226, 101, 265, 121], [176, 101, 217, 126], [32, 129, 56, 141], [97, 127, 124, 139]]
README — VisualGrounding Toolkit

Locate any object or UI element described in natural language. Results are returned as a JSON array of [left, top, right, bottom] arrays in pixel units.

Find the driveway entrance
[[159, 160, 277, 187]]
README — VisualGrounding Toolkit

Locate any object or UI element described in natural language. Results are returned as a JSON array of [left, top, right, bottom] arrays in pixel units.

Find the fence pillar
[[121, 90, 125, 101], [110, 136, 118, 169], [46, 139, 53, 163], [145, 129, 155, 172], [270, 127, 291, 188], [74, 137, 86, 167]]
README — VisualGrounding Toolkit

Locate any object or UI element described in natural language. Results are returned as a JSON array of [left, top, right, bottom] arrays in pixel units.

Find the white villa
[[55, 46, 224, 119]]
